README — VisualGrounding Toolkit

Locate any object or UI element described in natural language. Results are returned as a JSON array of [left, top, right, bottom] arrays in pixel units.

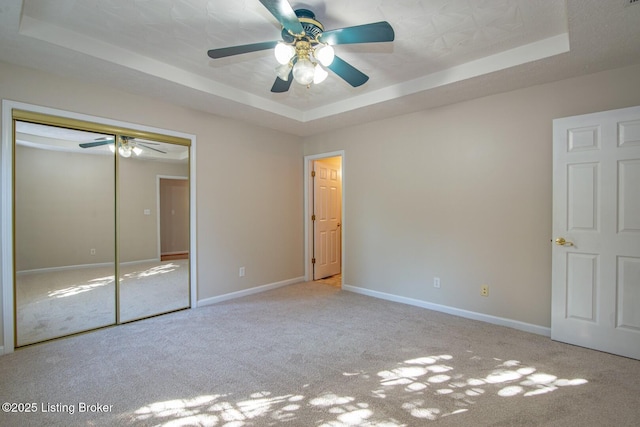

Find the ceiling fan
[[79, 136, 166, 157], [207, 0, 395, 92]]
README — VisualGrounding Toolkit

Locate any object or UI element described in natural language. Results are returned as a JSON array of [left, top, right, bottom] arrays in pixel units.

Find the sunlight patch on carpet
[[127, 353, 588, 426], [122, 263, 179, 280], [48, 276, 113, 298]]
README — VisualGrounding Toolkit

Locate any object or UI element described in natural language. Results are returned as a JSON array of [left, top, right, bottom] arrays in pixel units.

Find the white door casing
[[313, 158, 342, 280], [552, 105, 640, 360]]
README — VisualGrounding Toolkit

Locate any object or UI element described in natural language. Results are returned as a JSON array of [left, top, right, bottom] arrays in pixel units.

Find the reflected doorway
[[159, 177, 189, 261]]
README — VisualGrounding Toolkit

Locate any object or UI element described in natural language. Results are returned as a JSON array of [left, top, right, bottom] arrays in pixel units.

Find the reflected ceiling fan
[[79, 136, 166, 157], [207, 0, 395, 92]]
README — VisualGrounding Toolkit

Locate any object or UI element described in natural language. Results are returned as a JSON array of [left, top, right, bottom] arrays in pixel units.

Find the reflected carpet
[[15, 259, 189, 346]]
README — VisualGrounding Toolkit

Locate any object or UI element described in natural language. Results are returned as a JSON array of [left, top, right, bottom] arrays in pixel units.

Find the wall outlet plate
[[481, 285, 489, 297]]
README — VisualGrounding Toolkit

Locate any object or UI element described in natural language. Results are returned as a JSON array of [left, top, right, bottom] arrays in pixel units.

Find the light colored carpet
[[1, 281, 639, 426], [15, 259, 189, 346]]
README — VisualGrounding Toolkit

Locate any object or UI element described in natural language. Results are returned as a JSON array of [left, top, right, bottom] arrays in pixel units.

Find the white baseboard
[[197, 277, 305, 307], [343, 284, 551, 337], [17, 262, 114, 275], [17, 258, 161, 275]]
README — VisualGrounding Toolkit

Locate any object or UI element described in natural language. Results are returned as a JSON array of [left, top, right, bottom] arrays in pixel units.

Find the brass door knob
[[555, 237, 574, 246]]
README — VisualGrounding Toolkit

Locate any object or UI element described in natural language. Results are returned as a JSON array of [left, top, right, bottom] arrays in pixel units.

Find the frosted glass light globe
[[292, 58, 315, 85], [313, 65, 328, 84], [276, 63, 292, 80], [315, 44, 334, 66], [274, 42, 295, 65], [118, 146, 132, 158]]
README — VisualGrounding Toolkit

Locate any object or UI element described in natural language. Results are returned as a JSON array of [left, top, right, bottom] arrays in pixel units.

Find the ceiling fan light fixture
[[315, 44, 334, 67], [292, 58, 315, 85], [207, 2, 394, 93], [132, 146, 143, 156], [274, 42, 295, 65]]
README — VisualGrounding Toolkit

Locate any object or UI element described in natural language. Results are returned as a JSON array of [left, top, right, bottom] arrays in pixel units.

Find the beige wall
[[304, 63, 640, 328], [1, 61, 304, 348], [3, 58, 640, 351], [15, 145, 115, 270]]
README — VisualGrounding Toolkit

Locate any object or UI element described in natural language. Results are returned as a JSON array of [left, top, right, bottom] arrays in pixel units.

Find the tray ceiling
[[1, 0, 639, 136]]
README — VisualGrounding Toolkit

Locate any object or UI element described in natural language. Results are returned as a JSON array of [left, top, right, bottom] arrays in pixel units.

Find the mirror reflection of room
[[14, 121, 190, 346], [14, 121, 116, 346], [118, 137, 190, 323]]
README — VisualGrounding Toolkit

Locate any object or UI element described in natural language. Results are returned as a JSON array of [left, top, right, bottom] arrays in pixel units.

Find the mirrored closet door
[[13, 112, 191, 347], [14, 121, 117, 346], [118, 138, 190, 323]]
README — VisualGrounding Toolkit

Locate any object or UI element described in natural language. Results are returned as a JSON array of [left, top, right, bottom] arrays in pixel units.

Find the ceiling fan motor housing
[[281, 9, 324, 42]]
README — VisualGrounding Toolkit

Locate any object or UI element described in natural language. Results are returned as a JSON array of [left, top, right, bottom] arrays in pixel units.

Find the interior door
[[552, 105, 640, 360], [313, 158, 342, 280]]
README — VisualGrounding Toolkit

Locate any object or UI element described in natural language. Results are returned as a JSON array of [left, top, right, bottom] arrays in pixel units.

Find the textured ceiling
[[1, 0, 640, 136]]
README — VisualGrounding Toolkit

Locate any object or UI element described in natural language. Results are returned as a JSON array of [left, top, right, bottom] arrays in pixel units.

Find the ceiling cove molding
[[18, 15, 305, 122], [303, 33, 571, 122]]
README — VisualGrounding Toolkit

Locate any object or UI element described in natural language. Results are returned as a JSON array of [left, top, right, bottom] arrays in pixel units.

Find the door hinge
[[312, 258, 316, 264], [311, 170, 316, 177], [311, 214, 316, 221]]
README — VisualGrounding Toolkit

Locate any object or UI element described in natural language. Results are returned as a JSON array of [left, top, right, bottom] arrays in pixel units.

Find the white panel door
[[552, 105, 640, 360], [313, 159, 342, 280]]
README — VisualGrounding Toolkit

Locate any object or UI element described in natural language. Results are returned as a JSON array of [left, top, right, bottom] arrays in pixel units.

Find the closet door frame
[[1, 100, 197, 353]]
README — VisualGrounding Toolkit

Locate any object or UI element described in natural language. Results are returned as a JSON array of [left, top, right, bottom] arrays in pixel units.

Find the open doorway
[[305, 152, 343, 288], [158, 176, 189, 261]]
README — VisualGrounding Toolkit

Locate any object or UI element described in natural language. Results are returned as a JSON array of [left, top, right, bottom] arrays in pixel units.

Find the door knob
[[555, 237, 574, 246]]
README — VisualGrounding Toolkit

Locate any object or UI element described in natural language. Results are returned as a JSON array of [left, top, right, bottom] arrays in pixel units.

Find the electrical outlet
[[90, 248, 96, 255], [433, 277, 441, 288], [481, 285, 489, 297], [239, 266, 245, 277]]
